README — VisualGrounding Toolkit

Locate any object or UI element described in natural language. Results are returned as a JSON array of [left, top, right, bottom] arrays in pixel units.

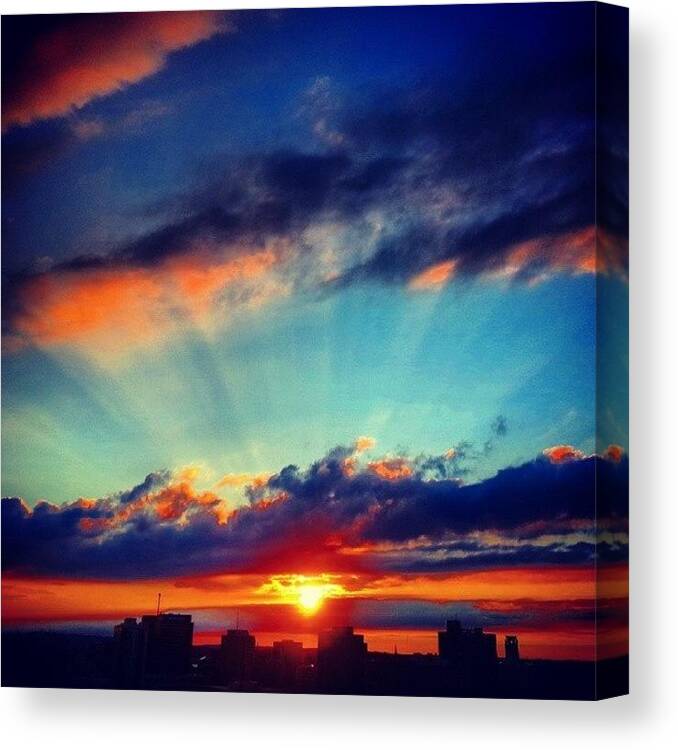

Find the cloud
[[2, 101, 173, 195], [2, 37, 628, 356], [2, 444, 628, 580], [119, 470, 172, 504], [603, 444, 625, 463], [354, 436, 377, 453], [408, 260, 457, 291], [332, 45, 627, 286], [215, 473, 270, 491], [299, 76, 345, 147], [543, 445, 586, 463], [2, 11, 228, 130], [367, 458, 414, 481], [5, 247, 287, 363]]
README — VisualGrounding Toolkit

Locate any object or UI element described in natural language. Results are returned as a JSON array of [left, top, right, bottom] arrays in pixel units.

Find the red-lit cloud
[[406, 226, 629, 292], [409, 259, 457, 290], [604, 444, 625, 462], [2, 442, 628, 661], [3, 11, 228, 129], [2, 29, 628, 366], [2, 443, 628, 581], [487, 227, 627, 284], [543, 444, 626, 465], [543, 444, 586, 463], [368, 457, 414, 481], [78, 480, 226, 535], [6, 248, 286, 363]]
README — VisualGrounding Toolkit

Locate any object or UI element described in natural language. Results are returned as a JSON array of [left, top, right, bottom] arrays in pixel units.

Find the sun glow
[[297, 584, 327, 614], [259, 574, 348, 615]]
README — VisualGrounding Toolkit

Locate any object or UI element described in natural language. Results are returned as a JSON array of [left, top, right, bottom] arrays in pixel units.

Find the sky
[[1, 4, 628, 660]]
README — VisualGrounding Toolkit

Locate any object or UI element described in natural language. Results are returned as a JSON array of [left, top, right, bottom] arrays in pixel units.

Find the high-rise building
[[272, 639, 304, 688], [112, 613, 193, 687], [438, 620, 497, 669], [140, 613, 193, 681], [505, 635, 520, 663], [113, 617, 143, 688], [317, 626, 367, 693], [220, 629, 256, 685]]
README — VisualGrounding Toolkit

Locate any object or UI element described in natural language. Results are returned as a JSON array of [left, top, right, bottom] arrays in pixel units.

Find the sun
[[261, 574, 346, 615], [297, 584, 326, 614]]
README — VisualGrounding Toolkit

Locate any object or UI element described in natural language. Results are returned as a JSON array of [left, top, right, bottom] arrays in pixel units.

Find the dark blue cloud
[[118, 470, 172, 504], [2, 447, 628, 580], [3, 16, 629, 339]]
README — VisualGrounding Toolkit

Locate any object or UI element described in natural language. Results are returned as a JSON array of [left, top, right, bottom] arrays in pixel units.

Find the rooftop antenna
[[156, 592, 161, 616], [236, 608, 240, 629]]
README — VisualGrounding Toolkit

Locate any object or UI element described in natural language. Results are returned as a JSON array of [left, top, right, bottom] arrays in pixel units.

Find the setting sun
[[259, 574, 347, 615], [297, 585, 326, 614]]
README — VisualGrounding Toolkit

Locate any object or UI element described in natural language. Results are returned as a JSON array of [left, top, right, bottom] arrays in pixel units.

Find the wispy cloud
[[2, 21, 627, 359], [5, 247, 288, 365]]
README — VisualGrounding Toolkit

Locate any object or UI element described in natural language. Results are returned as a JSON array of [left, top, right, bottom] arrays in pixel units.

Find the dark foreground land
[[1, 631, 628, 700]]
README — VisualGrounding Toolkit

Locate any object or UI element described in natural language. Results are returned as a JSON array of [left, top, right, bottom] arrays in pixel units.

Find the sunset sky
[[1, 4, 628, 660]]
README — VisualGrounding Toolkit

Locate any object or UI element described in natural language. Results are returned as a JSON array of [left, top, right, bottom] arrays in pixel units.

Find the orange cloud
[[603, 444, 625, 462], [2, 563, 628, 629], [215, 472, 271, 490], [368, 458, 413, 481], [4, 11, 229, 129], [362, 564, 628, 603], [409, 259, 457, 290], [407, 226, 627, 291], [542, 443, 626, 465], [355, 436, 377, 453], [7, 248, 283, 362], [78, 480, 222, 535], [175, 465, 203, 483], [340, 437, 378, 476], [494, 226, 628, 282], [543, 445, 586, 464]]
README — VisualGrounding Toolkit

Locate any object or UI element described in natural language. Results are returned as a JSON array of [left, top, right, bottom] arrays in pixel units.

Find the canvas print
[[1, 3, 629, 700]]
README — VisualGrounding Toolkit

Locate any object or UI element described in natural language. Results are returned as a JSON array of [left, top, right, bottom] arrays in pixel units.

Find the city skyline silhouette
[[2, 610, 629, 699]]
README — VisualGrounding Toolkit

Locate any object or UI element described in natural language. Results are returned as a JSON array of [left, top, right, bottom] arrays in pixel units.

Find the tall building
[[140, 614, 193, 681], [112, 613, 193, 688], [438, 620, 497, 670], [113, 617, 143, 688], [220, 629, 256, 685], [272, 639, 304, 688], [317, 626, 367, 693], [505, 635, 520, 663]]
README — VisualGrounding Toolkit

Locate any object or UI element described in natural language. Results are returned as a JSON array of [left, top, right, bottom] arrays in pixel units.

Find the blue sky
[[2, 273, 601, 503], [2, 3, 627, 506]]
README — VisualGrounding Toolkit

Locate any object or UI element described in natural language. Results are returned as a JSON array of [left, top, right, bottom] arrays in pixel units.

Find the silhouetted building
[[438, 620, 497, 670], [113, 617, 143, 688], [317, 626, 367, 693], [272, 639, 304, 688], [112, 613, 193, 687], [140, 613, 193, 682], [505, 635, 520, 663], [220, 629, 256, 685]]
